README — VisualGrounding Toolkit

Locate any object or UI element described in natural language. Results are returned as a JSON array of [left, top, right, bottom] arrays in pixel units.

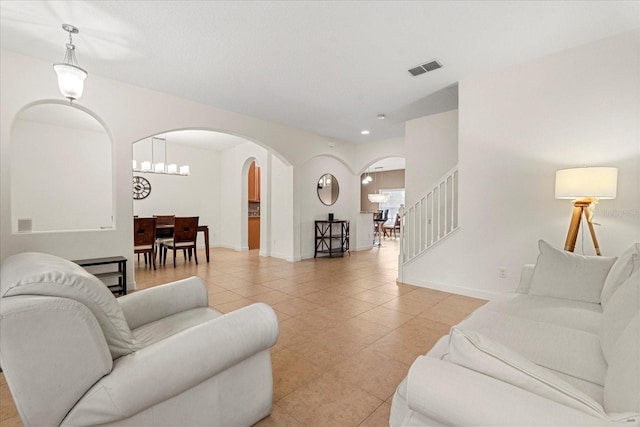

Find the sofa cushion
[[485, 293, 602, 334], [457, 308, 607, 385], [601, 243, 640, 309], [133, 307, 222, 347], [443, 327, 610, 419], [529, 240, 616, 304], [600, 269, 640, 362], [0, 252, 138, 359], [604, 313, 640, 414]]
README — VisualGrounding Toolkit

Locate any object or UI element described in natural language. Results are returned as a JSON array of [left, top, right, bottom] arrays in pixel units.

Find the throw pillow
[[528, 240, 616, 304], [601, 243, 640, 308], [443, 327, 624, 421]]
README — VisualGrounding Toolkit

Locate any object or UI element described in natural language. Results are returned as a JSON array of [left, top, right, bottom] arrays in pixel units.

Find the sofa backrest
[[600, 267, 640, 414], [601, 267, 639, 356], [601, 243, 639, 308], [1, 252, 139, 359], [603, 313, 639, 414]]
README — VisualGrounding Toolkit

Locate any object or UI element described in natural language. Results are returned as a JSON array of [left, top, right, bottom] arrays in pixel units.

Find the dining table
[[156, 224, 210, 262]]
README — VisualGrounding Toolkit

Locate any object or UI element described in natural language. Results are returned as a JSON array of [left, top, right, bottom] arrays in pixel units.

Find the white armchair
[[0, 252, 279, 426]]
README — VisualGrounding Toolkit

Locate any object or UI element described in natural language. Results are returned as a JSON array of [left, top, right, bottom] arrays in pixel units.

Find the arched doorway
[[247, 159, 261, 250]]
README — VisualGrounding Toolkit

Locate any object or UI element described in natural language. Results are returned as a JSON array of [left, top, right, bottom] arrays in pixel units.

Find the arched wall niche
[[10, 101, 114, 233]]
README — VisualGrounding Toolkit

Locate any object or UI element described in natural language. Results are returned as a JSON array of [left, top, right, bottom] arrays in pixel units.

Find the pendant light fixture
[[133, 136, 190, 176], [53, 24, 88, 102], [362, 168, 373, 184]]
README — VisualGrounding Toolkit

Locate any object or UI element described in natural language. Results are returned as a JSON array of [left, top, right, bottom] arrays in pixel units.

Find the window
[[380, 188, 405, 224]]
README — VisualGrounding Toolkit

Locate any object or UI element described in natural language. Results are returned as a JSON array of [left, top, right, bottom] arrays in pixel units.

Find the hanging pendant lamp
[[53, 24, 88, 102]]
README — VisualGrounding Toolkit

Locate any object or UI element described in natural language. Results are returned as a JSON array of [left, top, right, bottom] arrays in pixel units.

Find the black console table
[[72, 256, 127, 296], [314, 220, 350, 258]]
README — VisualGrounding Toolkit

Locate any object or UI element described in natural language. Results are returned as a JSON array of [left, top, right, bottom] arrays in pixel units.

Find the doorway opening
[[248, 160, 261, 250]]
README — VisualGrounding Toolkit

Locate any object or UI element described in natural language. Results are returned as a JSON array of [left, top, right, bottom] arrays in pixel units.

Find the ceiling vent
[[408, 60, 442, 77]]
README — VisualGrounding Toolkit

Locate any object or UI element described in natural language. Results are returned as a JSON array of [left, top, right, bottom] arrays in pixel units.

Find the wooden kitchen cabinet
[[248, 161, 261, 202], [248, 217, 260, 249]]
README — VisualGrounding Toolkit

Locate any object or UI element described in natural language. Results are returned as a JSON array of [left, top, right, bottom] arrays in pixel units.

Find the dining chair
[[162, 216, 199, 268], [134, 217, 157, 270], [154, 215, 175, 259], [154, 215, 175, 226], [384, 213, 401, 239]]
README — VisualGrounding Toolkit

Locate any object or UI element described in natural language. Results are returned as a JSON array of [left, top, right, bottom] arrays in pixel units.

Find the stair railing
[[400, 165, 459, 265]]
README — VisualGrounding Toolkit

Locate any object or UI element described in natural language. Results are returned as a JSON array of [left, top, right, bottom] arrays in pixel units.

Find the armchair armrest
[[1, 297, 113, 427], [64, 303, 279, 424], [515, 264, 536, 294], [118, 277, 208, 329], [406, 356, 619, 426]]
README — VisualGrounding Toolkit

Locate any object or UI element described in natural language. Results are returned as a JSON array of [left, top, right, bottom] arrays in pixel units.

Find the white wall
[[220, 142, 269, 252], [132, 140, 221, 247], [270, 157, 295, 260], [299, 156, 360, 260], [403, 30, 640, 299], [1, 50, 364, 288], [355, 136, 405, 174], [405, 110, 458, 205], [11, 117, 112, 232]]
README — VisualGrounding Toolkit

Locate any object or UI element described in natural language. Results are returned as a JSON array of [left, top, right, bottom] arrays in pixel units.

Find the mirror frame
[[317, 173, 339, 206]]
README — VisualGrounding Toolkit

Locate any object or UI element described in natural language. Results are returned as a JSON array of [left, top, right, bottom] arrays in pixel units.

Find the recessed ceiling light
[[377, 114, 386, 120], [361, 130, 370, 135]]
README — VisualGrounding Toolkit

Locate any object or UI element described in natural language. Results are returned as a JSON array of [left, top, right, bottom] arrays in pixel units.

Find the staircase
[[400, 165, 459, 265]]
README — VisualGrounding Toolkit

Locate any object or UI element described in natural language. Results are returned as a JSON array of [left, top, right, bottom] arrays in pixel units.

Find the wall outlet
[[498, 267, 507, 279]]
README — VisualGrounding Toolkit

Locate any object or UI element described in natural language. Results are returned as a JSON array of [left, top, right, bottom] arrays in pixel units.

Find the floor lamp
[[555, 167, 617, 256]]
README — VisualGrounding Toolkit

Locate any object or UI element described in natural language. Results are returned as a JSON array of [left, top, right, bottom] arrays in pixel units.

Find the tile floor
[[0, 239, 486, 426]]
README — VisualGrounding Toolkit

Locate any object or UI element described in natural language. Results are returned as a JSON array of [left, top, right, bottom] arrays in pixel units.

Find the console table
[[314, 220, 350, 258], [72, 256, 127, 296]]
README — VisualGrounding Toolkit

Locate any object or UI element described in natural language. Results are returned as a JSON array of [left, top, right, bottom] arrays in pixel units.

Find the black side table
[[72, 256, 127, 296]]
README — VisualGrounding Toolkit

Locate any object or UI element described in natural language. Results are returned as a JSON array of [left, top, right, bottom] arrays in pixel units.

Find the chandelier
[[53, 24, 88, 102], [133, 136, 190, 176], [368, 193, 390, 203]]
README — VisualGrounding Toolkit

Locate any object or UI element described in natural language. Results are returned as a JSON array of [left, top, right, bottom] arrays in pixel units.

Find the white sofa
[[0, 252, 279, 426], [390, 240, 640, 426]]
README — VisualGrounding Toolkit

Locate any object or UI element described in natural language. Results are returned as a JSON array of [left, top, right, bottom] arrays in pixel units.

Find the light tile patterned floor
[[0, 239, 486, 426]]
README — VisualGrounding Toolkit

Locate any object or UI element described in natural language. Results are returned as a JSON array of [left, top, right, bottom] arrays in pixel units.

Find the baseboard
[[400, 276, 502, 301]]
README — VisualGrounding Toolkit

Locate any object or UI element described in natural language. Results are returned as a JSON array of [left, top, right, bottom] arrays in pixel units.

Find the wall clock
[[132, 176, 151, 200]]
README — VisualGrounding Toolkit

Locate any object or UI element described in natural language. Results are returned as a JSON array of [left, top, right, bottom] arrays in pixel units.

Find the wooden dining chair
[[162, 216, 199, 268], [134, 217, 157, 270], [384, 213, 401, 239], [154, 215, 175, 226], [154, 215, 175, 259]]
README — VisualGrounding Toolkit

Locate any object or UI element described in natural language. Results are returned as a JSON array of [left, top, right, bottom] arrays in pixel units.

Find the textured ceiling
[[2, 1, 639, 144]]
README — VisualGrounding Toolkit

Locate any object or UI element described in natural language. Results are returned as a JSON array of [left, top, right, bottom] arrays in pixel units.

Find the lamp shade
[[555, 167, 617, 199], [53, 63, 87, 101]]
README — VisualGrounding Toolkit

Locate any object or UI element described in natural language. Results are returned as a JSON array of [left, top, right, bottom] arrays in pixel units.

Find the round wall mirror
[[317, 173, 339, 206]]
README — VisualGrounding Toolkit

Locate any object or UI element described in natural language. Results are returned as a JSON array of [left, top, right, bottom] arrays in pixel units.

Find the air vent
[[408, 66, 427, 77], [408, 60, 442, 77]]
